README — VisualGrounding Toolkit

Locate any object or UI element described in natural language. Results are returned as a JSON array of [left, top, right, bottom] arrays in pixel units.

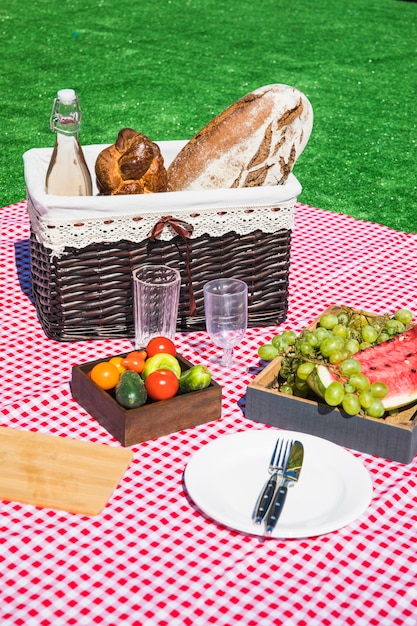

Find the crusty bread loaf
[[167, 84, 313, 191], [95, 128, 167, 195]]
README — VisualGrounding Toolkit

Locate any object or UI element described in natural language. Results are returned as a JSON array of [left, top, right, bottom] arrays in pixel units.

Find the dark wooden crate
[[71, 354, 222, 447], [245, 305, 417, 465]]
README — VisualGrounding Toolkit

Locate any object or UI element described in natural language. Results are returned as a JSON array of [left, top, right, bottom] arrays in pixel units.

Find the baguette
[[167, 84, 313, 191]]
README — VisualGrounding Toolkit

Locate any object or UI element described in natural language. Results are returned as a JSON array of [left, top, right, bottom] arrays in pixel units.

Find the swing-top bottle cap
[[57, 89, 77, 104]]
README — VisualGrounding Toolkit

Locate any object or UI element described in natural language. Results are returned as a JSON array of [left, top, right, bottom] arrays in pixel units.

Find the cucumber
[[115, 370, 147, 409], [178, 365, 211, 394]]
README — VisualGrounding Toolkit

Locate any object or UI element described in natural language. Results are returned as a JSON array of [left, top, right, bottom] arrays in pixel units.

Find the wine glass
[[203, 278, 248, 367]]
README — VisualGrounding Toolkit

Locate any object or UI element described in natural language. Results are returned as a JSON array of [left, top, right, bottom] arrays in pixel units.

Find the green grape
[[328, 350, 344, 364], [324, 381, 345, 406], [338, 349, 352, 362], [342, 393, 361, 416], [258, 344, 279, 361], [319, 313, 339, 330], [332, 323, 349, 339], [340, 358, 361, 376], [271, 335, 289, 353], [305, 333, 319, 347], [279, 366, 291, 380], [296, 361, 315, 380], [377, 331, 390, 344], [293, 386, 309, 398], [295, 377, 309, 391], [359, 341, 372, 351], [369, 381, 389, 399], [361, 325, 378, 344], [280, 383, 294, 395], [320, 336, 344, 358], [337, 312, 350, 326], [299, 341, 314, 356], [281, 330, 297, 345], [349, 373, 370, 391], [286, 373, 296, 386], [313, 327, 330, 343], [394, 308, 413, 325], [345, 338, 360, 355], [366, 398, 385, 418], [385, 319, 404, 336], [358, 390, 374, 409], [344, 383, 355, 394]]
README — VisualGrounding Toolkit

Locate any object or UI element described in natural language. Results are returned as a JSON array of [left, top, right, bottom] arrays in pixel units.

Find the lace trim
[[27, 198, 295, 257]]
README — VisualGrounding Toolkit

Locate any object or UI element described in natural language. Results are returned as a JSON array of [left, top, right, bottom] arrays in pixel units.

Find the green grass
[[1, 0, 416, 232]]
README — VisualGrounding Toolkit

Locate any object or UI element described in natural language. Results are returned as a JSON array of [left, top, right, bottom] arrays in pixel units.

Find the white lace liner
[[24, 141, 300, 257]]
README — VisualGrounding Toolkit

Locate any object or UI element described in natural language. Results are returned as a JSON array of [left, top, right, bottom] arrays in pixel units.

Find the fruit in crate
[[258, 306, 416, 418]]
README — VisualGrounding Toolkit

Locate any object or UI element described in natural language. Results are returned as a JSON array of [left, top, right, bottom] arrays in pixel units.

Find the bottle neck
[[50, 96, 82, 137]]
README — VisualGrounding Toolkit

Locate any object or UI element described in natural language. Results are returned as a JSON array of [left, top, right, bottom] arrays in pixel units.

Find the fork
[[252, 438, 293, 525]]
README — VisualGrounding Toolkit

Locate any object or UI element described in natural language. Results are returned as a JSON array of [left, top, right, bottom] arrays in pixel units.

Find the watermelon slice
[[354, 324, 417, 410], [311, 325, 417, 411]]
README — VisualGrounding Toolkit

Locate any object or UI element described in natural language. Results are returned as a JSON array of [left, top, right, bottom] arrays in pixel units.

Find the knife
[[264, 440, 304, 536]]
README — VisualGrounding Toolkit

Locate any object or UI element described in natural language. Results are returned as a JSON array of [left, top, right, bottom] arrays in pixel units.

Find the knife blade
[[264, 440, 304, 536]]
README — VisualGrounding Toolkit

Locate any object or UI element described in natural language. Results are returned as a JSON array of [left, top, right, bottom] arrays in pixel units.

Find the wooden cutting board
[[0, 426, 133, 516]]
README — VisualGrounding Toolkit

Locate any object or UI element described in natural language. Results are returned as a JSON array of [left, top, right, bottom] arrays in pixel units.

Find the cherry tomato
[[109, 356, 126, 374], [144, 369, 179, 401], [90, 361, 120, 390], [122, 350, 147, 373], [146, 337, 176, 358]]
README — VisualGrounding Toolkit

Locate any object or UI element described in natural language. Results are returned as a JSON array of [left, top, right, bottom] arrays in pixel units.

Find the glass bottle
[[45, 88, 93, 196]]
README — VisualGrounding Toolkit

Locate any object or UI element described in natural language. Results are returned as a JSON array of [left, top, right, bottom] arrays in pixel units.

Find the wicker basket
[[24, 142, 299, 342]]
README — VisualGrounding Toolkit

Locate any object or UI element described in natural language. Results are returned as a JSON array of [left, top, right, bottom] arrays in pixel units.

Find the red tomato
[[144, 369, 179, 401], [146, 336, 176, 358], [122, 350, 147, 373]]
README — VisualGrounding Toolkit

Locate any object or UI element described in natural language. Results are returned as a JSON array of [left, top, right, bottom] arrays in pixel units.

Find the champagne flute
[[203, 278, 248, 367]]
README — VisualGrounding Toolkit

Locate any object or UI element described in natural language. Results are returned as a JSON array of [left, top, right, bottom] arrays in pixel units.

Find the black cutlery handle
[[265, 484, 288, 535], [253, 472, 279, 524]]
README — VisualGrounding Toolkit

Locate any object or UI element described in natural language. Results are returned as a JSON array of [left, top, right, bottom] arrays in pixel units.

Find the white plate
[[184, 429, 373, 538]]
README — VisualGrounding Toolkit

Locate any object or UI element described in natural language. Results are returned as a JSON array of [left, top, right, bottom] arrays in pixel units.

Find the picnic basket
[[23, 141, 300, 342]]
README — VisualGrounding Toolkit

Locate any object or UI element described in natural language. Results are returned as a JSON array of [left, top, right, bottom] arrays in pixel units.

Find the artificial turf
[[1, 0, 416, 232]]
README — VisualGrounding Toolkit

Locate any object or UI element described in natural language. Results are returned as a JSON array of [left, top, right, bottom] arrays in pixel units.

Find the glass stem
[[221, 347, 234, 368]]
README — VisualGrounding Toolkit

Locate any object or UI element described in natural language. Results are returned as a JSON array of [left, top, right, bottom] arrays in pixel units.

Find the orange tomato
[[122, 350, 147, 373], [109, 356, 126, 374], [90, 361, 120, 390]]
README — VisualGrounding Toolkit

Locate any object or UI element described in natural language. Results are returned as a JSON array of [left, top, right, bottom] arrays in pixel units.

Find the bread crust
[[167, 84, 313, 191]]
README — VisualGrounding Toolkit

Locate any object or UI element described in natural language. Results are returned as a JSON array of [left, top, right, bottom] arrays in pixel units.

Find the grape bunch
[[257, 307, 413, 418]]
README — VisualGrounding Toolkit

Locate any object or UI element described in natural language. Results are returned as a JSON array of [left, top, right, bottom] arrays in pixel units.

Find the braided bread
[[95, 128, 167, 195]]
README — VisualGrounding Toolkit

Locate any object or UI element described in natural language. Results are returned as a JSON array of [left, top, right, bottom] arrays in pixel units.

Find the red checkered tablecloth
[[0, 201, 416, 626]]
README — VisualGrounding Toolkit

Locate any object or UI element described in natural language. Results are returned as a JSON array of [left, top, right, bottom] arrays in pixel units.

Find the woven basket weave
[[29, 226, 291, 342]]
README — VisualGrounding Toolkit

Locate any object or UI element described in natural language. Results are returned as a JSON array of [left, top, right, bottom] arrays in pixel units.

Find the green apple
[[142, 353, 181, 381]]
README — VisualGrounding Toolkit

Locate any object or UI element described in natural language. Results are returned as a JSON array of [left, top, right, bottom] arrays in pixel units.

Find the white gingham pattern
[[0, 201, 416, 626]]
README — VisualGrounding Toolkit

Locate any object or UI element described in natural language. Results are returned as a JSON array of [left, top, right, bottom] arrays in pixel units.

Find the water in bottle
[[45, 88, 93, 196]]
